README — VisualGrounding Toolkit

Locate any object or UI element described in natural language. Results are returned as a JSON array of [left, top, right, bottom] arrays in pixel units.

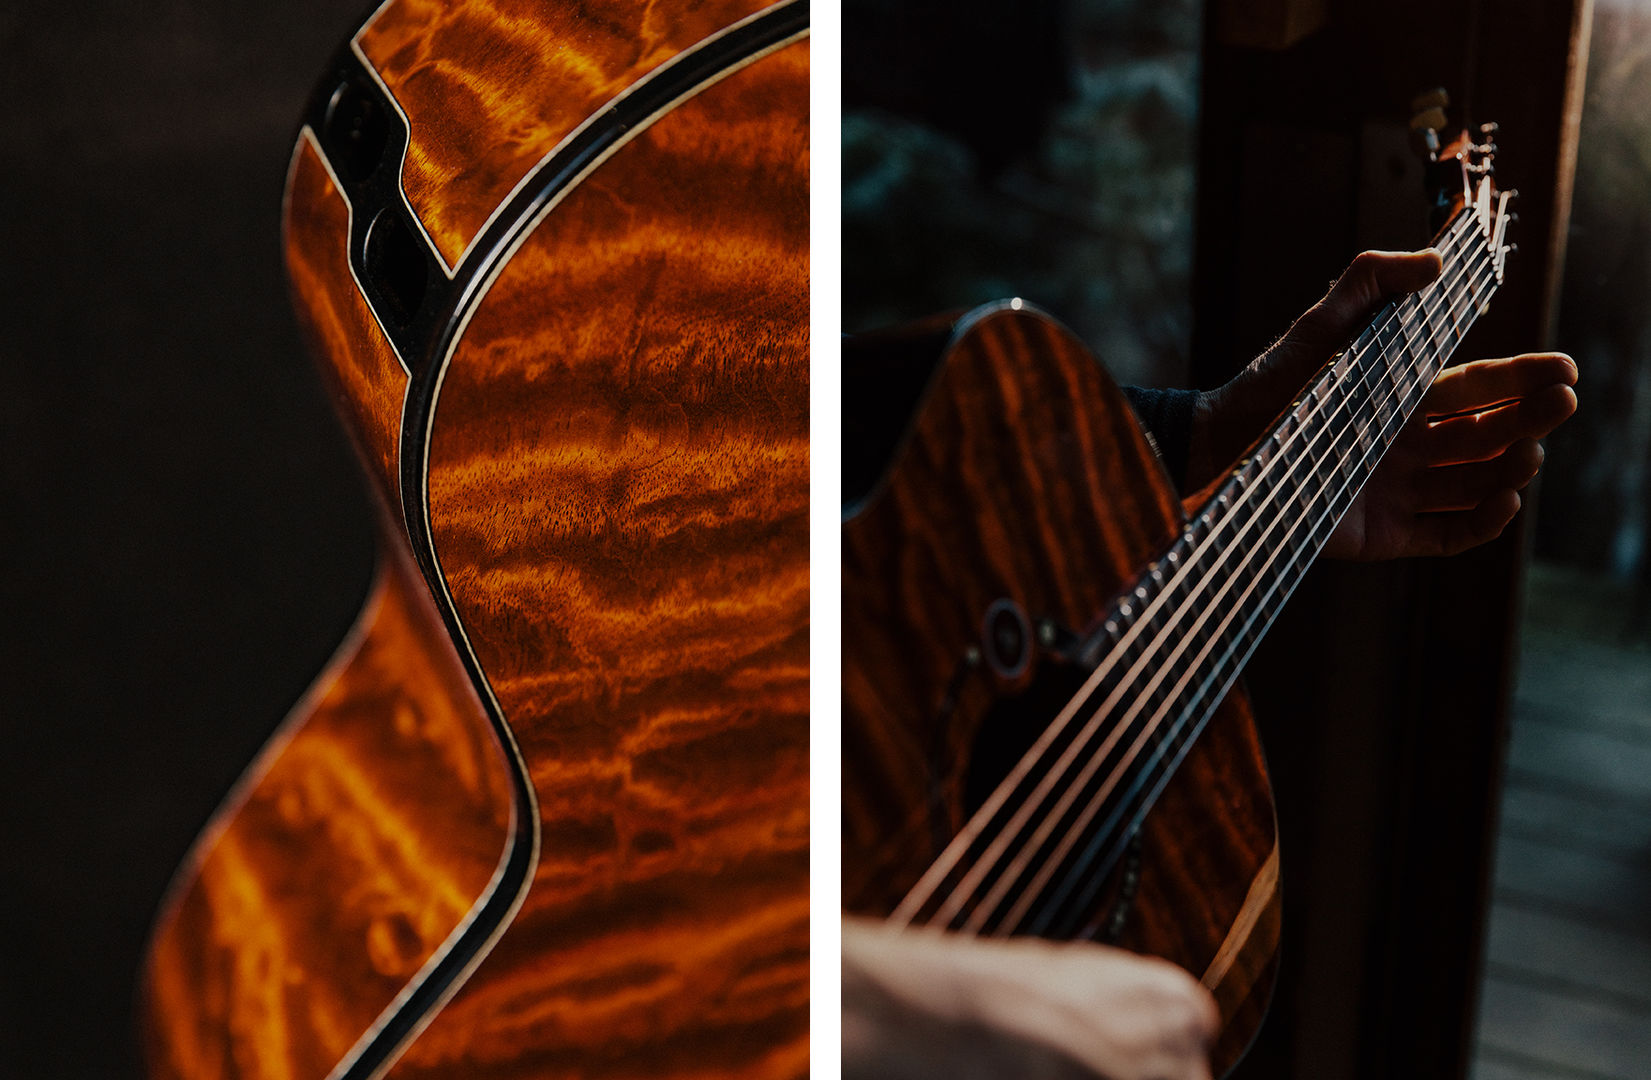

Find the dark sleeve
[[1122, 386, 1199, 491]]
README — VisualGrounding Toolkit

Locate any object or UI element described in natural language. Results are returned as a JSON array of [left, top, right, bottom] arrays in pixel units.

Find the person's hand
[[843, 918, 1218, 1080], [1187, 250, 1578, 560]]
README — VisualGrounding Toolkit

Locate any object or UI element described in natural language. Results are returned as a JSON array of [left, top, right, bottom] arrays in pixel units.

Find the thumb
[[1261, 248, 1444, 380]]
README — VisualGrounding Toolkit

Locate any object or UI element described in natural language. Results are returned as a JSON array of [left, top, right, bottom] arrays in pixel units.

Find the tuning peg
[[1479, 121, 1501, 136]]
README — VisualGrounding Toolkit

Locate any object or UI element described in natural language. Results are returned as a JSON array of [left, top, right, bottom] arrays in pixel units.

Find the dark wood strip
[[1493, 887, 1651, 945], [1512, 699, 1651, 748], [1476, 1043, 1637, 1080], [1506, 718, 1651, 803], [1504, 768, 1651, 817], [1482, 961, 1651, 1016], [1484, 900, 1651, 1010], [1493, 835, 1651, 927], [1477, 977, 1651, 1080]]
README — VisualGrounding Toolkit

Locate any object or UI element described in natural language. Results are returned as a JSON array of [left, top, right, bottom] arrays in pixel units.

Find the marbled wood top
[[143, 546, 514, 1080], [386, 40, 809, 1080], [285, 131, 408, 506], [357, 0, 781, 268]]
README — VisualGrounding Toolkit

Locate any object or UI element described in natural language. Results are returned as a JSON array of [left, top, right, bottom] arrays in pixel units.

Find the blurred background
[[1, 2, 377, 1076], [845, 0, 1650, 1077]]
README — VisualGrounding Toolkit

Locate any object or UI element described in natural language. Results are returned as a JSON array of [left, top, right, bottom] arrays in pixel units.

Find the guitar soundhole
[[322, 78, 389, 182], [364, 209, 429, 326], [963, 659, 1088, 818], [962, 658, 1139, 941]]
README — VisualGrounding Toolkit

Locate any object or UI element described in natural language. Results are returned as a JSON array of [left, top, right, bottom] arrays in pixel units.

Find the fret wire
[[1010, 249, 1500, 934], [1018, 253, 1504, 933], [900, 213, 1486, 931], [970, 226, 1492, 931], [1008, 252, 1494, 933]]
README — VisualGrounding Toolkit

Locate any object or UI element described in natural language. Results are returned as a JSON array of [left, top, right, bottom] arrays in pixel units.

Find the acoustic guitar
[[841, 130, 1513, 1073], [142, 2, 808, 1079]]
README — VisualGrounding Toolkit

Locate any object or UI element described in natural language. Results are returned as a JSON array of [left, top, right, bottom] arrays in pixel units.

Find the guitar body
[[144, 2, 809, 1078], [842, 304, 1278, 1075]]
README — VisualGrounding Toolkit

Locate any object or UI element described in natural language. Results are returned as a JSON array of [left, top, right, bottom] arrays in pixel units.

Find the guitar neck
[[1040, 208, 1506, 922], [889, 173, 1513, 942], [1157, 206, 1500, 720]]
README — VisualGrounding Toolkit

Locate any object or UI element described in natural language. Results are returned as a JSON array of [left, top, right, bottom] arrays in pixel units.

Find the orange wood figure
[[142, 2, 809, 1078]]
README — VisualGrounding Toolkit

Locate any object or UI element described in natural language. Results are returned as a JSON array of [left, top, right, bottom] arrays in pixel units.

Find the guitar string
[[1001, 247, 1504, 936], [897, 216, 1487, 929], [890, 211, 1480, 929], [988, 246, 1503, 936], [893, 208, 1494, 929], [890, 211, 1481, 928]]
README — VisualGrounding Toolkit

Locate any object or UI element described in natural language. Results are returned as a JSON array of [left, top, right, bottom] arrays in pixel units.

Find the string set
[[895, 205, 1505, 937]]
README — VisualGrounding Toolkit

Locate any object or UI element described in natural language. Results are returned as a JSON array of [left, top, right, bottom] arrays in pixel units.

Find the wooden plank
[[1483, 904, 1651, 1011], [1477, 978, 1651, 1079], [1505, 719, 1651, 804], [1474, 1044, 1634, 1080], [1499, 782, 1651, 859], [1513, 631, 1651, 729], [1492, 836, 1651, 939]]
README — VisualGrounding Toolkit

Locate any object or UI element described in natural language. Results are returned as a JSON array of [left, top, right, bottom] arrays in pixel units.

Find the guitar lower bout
[[842, 304, 1281, 1075]]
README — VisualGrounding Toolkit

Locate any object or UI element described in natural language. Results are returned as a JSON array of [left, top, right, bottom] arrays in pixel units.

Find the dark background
[[1, 3, 380, 1075]]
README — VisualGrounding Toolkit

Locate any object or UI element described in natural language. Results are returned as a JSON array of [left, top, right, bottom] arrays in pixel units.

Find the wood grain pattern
[[841, 307, 1280, 1076], [284, 132, 407, 504], [143, 543, 514, 1080], [356, 0, 780, 268], [374, 38, 810, 1080]]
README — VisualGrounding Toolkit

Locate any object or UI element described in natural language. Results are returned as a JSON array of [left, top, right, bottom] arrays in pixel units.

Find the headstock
[[1410, 88, 1516, 283]]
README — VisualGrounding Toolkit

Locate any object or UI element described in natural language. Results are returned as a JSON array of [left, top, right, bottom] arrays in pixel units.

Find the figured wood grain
[[284, 132, 407, 504], [377, 39, 809, 1080], [143, 543, 514, 1080], [841, 307, 1280, 1076], [356, 0, 780, 268]]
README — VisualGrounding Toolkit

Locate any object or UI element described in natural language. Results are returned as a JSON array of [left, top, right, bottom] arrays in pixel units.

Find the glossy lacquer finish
[[144, 115, 516, 1080], [842, 308, 1279, 1075], [284, 132, 409, 500], [144, 545, 513, 1080], [385, 39, 810, 1080], [143, 0, 807, 1074], [357, 0, 780, 267]]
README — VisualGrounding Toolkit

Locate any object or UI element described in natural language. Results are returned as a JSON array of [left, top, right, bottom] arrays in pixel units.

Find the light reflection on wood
[[387, 40, 809, 1080], [357, 0, 779, 267], [143, 546, 513, 1080]]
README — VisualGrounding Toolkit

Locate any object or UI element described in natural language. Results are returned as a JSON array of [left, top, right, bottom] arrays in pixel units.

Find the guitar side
[[841, 305, 1279, 1074], [143, 1, 810, 1077]]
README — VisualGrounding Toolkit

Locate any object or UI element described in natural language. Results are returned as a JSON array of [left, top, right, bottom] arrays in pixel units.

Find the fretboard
[[892, 203, 1509, 939]]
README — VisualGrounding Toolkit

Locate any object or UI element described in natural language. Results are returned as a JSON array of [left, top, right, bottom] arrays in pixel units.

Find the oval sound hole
[[364, 210, 428, 326], [322, 78, 389, 182]]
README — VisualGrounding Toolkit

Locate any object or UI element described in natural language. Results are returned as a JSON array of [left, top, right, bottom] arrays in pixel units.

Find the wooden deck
[[1472, 563, 1651, 1080]]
